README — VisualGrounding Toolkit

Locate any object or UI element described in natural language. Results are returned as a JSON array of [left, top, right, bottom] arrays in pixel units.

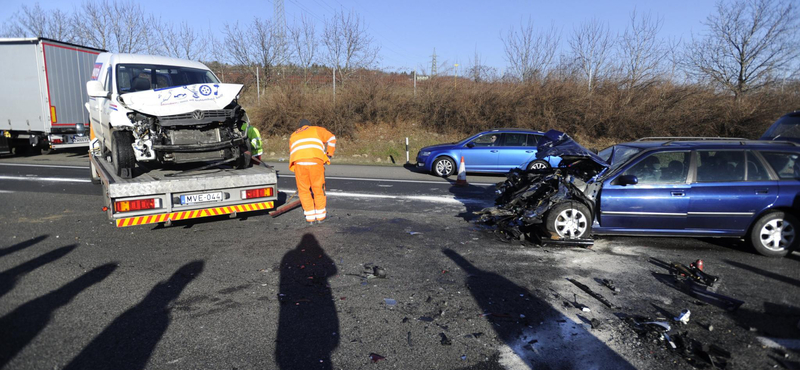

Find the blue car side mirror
[[617, 175, 638, 186], [466, 142, 475, 148]]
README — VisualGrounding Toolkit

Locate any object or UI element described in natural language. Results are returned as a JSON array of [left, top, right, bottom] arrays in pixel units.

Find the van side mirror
[[466, 142, 475, 148], [617, 175, 638, 186], [86, 80, 109, 98]]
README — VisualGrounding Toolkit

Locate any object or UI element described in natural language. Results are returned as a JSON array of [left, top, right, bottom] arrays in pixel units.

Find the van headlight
[[420, 151, 431, 156]]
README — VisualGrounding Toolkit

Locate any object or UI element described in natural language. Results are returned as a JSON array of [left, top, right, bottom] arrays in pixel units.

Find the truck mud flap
[[115, 201, 274, 227]]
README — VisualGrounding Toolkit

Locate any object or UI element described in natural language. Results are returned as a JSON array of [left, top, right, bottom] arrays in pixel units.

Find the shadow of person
[[443, 249, 634, 369], [0, 244, 76, 299], [446, 182, 495, 222], [0, 235, 48, 259], [0, 263, 117, 368], [276, 234, 339, 370], [63, 261, 204, 370]]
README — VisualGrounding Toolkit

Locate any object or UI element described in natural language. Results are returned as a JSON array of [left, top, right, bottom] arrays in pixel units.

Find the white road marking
[[0, 163, 87, 169], [0, 175, 91, 183], [279, 173, 495, 186], [280, 189, 490, 205], [0, 190, 14, 193]]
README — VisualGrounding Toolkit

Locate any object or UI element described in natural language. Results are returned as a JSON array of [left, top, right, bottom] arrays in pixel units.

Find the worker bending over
[[289, 118, 336, 223]]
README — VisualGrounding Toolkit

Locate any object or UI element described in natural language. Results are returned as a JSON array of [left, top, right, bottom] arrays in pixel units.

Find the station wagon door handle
[[671, 191, 685, 197], [490, 150, 499, 153], [755, 189, 769, 194], [525, 150, 534, 153]]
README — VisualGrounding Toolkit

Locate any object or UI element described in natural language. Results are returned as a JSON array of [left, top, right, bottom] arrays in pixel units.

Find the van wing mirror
[[617, 174, 638, 186], [86, 80, 109, 98]]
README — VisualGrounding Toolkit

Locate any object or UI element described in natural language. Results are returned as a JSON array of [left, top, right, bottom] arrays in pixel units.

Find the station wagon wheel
[[545, 202, 592, 239], [527, 160, 550, 171], [750, 211, 798, 257], [432, 156, 456, 177]]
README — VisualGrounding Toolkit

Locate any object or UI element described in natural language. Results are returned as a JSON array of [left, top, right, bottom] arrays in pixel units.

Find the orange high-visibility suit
[[289, 124, 336, 222]]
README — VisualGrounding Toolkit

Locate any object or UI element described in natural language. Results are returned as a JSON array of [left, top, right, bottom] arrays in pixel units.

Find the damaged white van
[[85, 53, 251, 178]]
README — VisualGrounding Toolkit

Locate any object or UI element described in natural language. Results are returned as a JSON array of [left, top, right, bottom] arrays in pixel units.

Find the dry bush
[[245, 75, 800, 149]]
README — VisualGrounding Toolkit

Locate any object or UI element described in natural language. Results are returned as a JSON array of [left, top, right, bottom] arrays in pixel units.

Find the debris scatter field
[[0, 153, 799, 370]]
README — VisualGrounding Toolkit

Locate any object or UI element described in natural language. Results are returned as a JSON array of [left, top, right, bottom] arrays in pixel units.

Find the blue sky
[[1, 0, 718, 72]]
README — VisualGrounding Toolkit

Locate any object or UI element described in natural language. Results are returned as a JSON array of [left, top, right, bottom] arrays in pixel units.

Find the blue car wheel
[[432, 156, 456, 177], [528, 160, 550, 171]]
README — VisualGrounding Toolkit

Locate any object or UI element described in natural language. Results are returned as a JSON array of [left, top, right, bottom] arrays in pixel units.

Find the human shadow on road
[[0, 244, 76, 299], [0, 263, 116, 368], [443, 249, 634, 369], [446, 182, 495, 222], [0, 235, 48, 259], [276, 234, 339, 370], [63, 261, 204, 370]]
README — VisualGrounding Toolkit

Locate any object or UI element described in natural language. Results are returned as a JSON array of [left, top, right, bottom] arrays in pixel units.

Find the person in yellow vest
[[289, 118, 336, 224], [241, 122, 263, 160]]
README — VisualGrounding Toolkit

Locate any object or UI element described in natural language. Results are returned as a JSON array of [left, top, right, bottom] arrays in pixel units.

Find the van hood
[[120, 83, 244, 116], [536, 130, 608, 170]]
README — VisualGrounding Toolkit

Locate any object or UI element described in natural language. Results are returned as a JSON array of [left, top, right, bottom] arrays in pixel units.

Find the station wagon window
[[622, 151, 690, 184], [500, 133, 529, 146], [527, 135, 541, 146], [470, 133, 499, 147], [760, 151, 800, 180], [696, 150, 745, 182], [745, 152, 771, 181]]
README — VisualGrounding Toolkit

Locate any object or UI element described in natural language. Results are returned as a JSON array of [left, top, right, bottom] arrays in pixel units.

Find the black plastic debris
[[601, 279, 620, 292], [418, 316, 434, 322], [440, 333, 452, 345], [568, 278, 615, 309], [369, 353, 385, 363], [373, 266, 387, 278]]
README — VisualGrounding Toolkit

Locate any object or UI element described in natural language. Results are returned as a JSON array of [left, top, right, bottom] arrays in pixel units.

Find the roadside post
[[405, 137, 409, 164]]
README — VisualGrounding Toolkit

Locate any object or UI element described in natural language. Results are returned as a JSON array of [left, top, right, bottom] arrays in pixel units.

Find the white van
[[86, 53, 251, 178]]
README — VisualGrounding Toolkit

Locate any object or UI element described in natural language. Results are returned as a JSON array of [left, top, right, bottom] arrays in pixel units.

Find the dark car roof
[[483, 128, 546, 134], [617, 139, 800, 151]]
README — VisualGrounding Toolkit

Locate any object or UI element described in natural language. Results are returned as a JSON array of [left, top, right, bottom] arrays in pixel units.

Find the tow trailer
[[90, 153, 277, 227]]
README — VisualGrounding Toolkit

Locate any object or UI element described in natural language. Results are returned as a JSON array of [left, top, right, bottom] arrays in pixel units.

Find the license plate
[[71, 136, 90, 143], [180, 192, 223, 205]]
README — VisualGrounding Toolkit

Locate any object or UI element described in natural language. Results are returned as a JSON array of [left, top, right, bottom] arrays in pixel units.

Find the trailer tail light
[[51, 138, 63, 144], [50, 106, 57, 123], [241, 187, 273, 200], [114, 198, 161, 213]]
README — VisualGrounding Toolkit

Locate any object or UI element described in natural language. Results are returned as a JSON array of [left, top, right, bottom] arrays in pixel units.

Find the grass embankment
[[241, 76, 800, 166]]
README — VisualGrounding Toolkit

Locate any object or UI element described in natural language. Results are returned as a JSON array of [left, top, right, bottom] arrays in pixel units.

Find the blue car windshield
[[762, 115, 800, 141], [599, 145, 641, 172]]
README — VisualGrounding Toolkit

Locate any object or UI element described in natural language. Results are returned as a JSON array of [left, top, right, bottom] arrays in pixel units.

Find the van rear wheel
[[112, 131, 135, 179]]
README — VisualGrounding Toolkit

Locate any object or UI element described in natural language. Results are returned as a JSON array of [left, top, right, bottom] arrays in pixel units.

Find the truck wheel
[[545, 201, 592, 239], [750, 211, 798, 257], [112, 131, 135, 179]]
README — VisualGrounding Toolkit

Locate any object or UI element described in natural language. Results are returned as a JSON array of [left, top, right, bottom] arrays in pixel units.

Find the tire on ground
[[112, 130, 135, 179], [528, 159, 550, 171], [545, 201, 592, 239], [432, 156, 456, 177], [749, 211, 798, 257]]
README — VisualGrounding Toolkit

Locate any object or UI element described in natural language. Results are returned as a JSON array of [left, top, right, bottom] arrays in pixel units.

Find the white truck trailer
[[0, 38, 104, 154]]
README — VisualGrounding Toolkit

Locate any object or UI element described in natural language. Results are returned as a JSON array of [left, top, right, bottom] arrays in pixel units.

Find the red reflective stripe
[[41, 42, 101, 55]]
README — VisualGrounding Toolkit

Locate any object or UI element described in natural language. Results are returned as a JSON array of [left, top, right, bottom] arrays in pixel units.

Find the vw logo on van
[[192, 110, 204, 120]]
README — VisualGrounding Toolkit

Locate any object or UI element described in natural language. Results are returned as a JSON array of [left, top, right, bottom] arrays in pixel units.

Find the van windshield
[[116, 64, 219, 94]]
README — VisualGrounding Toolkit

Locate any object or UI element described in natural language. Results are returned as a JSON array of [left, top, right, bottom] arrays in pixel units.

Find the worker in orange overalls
[[289, 118, 336, 224]]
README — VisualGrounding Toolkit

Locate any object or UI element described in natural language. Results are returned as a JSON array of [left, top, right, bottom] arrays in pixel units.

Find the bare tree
[[154, 20, 207, 60], [501, 18, 560, 83], [223, 18, 283, 82], [75, 0, 112, 50], [685, 0, 800, 97], [570, 19, 615, 91], [322, 9, 380, 81], [467, 49, 497, 83], [289, 14, 318, 83], [619, 9, 668, 89], [2, 3, 78, 42]]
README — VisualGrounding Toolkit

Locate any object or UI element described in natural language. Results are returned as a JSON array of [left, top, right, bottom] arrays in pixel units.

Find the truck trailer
[[0, 38, 105, 154]]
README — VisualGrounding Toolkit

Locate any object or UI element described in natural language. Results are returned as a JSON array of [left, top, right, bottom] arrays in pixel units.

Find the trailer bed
[[92, 155, 278, 227]]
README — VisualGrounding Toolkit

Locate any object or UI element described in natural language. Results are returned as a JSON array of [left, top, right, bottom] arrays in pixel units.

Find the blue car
[[761, 111, 800, 144], [533, 131, 800, 257], [415, 129, 560, 176]]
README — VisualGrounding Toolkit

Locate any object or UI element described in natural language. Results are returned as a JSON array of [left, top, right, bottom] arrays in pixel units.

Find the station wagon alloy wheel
[[433, 157, 456, 177], [759, 218, 796, 252], [554, 208, 588, 238]]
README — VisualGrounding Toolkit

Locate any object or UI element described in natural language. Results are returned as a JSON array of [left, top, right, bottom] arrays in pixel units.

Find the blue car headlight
[[420, 151, 431, 157]]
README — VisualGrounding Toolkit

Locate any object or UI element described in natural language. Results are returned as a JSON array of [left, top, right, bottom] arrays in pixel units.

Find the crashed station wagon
[[86, 53, 252, 178], [478, 130, 800, 257]]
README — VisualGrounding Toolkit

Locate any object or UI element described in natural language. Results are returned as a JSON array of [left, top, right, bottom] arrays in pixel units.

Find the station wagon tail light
[[241, 187, 273, 200], [114, 198, 161, 213]]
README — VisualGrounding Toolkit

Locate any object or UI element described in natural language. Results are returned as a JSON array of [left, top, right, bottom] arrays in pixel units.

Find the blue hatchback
[[416, 129, 560, 176]]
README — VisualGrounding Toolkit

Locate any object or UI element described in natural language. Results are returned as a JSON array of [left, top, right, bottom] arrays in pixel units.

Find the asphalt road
[[1, 149, 799, 370]]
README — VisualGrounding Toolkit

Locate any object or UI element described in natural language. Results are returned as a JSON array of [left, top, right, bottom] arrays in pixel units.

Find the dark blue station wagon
[[588, 138, 800, 257]]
